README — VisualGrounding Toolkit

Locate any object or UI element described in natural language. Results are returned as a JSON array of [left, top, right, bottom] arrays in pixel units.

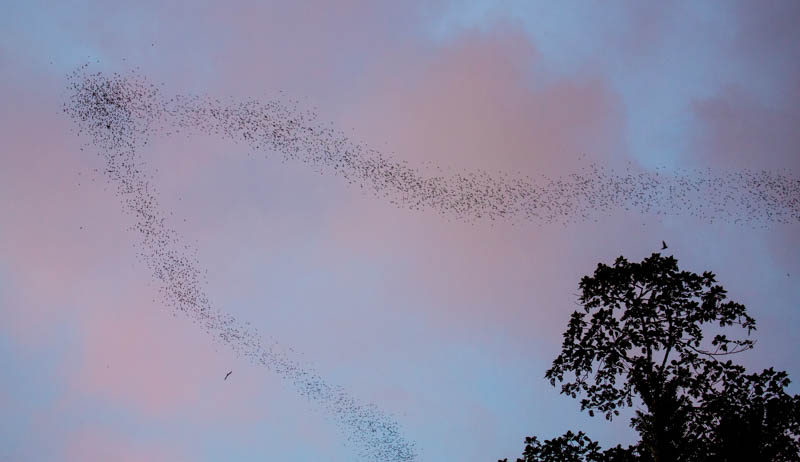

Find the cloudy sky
[[1, 1, 799, 460]]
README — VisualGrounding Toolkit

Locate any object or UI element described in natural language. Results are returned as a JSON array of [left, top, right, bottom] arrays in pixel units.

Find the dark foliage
[[501, 253, 800, 462], [497, 431, 643, 462]]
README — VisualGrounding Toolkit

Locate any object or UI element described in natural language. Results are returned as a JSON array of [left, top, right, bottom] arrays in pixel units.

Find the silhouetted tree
[[500, 253, 800, 462], [689, 365, 800, 461], [497, 431, 642, 462]]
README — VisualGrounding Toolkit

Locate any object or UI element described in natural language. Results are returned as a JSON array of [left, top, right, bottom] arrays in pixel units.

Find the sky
[[1, 1, 799, 461]]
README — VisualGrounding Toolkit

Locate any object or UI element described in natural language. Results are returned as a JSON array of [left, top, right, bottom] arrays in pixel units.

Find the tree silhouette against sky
[[501, 253, 800, 462]]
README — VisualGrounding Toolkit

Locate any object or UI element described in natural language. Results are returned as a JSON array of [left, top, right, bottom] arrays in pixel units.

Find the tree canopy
[[500, 253, 800, 462]]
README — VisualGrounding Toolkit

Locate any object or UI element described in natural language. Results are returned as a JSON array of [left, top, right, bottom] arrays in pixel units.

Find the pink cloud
[[691, 84, 800, 170], [689, 1, 800, 170], [346, 24, 627, 176], [69, 288, 273, 421]]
